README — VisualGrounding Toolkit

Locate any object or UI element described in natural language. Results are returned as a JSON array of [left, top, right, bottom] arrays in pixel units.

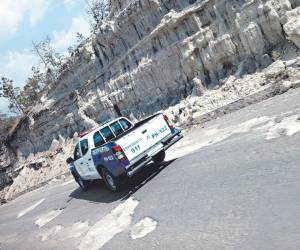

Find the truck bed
[[115, 113, 172, 162]]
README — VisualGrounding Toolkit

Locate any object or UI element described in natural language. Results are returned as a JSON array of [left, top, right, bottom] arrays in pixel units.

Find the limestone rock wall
[[8, 0, 300, 157], [0, 143, 15, 188]]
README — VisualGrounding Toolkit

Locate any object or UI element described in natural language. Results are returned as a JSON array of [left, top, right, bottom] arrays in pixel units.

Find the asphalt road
[[1, 88, 300, 250]]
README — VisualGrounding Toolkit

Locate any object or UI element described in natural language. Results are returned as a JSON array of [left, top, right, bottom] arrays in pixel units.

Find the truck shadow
[[68, 159, 177, 204]]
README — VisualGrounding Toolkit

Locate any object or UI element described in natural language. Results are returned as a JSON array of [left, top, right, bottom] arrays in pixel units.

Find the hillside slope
[[1, 0, 300, 201]]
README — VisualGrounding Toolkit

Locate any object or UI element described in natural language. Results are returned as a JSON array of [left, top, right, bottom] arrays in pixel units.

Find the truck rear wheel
[[153, 150, 166, 164], [102, 169, 121, 192]]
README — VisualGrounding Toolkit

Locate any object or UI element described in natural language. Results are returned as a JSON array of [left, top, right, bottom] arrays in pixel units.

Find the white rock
[[280, 81, 292, 92], [283, 7, 300, 48], [265, 60, 286, 79]]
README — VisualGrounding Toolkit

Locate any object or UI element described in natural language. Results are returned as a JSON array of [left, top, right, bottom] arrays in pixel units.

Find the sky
[[0, 0, 91, 114]]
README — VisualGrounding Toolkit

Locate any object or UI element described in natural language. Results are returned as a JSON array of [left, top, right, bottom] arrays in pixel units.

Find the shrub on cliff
[[0, 113, 15, 142]]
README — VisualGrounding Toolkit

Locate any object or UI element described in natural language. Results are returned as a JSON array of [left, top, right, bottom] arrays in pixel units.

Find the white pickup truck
[[66, 113, 183, 192]]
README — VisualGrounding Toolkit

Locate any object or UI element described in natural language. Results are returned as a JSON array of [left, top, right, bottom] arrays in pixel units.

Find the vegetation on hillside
[[0, 0, 108, 140], [0, 113, 17, 143], [85, 0, 108, 33], [0, 0, 108, 118]]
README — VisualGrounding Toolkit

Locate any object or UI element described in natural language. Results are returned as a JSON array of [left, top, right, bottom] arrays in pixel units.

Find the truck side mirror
[[66, 157, 74, 164]]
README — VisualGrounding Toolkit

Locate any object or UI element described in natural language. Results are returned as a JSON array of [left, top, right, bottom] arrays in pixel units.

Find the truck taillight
[[112, 145, 129, 165], [163, 114, 174, 129]]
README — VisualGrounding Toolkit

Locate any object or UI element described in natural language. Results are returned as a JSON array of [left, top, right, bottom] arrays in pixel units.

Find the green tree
[[0, 77, 24, 115], [0, 112, 7, 142], [17, 77, 42, 109], [30, 66, 44, 87], [32, 36, 63, 81], [0, 112, 9, 141], [76, 32, 85, 43], [32, 36, 62, 69], [0, 112, 19, 142], [85, 0, 108, 32]]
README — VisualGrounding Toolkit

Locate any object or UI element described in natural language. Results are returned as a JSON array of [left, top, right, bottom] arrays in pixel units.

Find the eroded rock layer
[[8, 0, 300, 157]]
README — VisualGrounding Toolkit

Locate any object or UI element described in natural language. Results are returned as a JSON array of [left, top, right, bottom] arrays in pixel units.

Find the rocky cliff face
[[0, 142, 15, 190], [8, 0, 300, 158]]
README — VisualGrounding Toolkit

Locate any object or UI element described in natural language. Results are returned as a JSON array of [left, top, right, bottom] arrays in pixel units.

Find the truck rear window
[[110, 121, 124, 137], [119, 118, 132, 131], [101, 126, 115, 141], [93, 132, 105, 147]]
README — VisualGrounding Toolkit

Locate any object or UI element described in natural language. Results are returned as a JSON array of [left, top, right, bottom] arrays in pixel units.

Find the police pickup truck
[[66, 113, 183, 192]]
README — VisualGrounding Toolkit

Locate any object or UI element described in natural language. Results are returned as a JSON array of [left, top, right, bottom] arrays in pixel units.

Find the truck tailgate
[[116, 114, 171, 162]]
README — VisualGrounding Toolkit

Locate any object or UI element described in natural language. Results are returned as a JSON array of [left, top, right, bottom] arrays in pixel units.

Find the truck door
[[80, 139, 99, 179], [73, 143, 85, 177]]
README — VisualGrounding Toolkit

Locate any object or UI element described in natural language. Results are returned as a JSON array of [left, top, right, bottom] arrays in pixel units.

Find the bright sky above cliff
[[0, 0, 91, 114]]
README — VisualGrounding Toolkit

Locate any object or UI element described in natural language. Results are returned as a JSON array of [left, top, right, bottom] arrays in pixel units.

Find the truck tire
[[102, 169, 121, 192], [153, 150, 166, 164], [71, 171, 89, 191]]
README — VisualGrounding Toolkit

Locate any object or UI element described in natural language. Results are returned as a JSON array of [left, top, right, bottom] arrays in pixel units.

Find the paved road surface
[[1, 88, 300, 250]]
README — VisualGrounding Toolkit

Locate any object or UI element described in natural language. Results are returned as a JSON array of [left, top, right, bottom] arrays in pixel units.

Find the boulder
[[283, 7, 300, 48], [265, 60, 286, 79]]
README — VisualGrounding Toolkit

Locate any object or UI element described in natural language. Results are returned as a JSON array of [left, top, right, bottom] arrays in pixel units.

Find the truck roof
[[79, 117, 130, 139]]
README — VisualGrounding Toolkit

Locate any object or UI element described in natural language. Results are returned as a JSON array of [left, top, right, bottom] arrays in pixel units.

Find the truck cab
[[72, 117, 133, 180]]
